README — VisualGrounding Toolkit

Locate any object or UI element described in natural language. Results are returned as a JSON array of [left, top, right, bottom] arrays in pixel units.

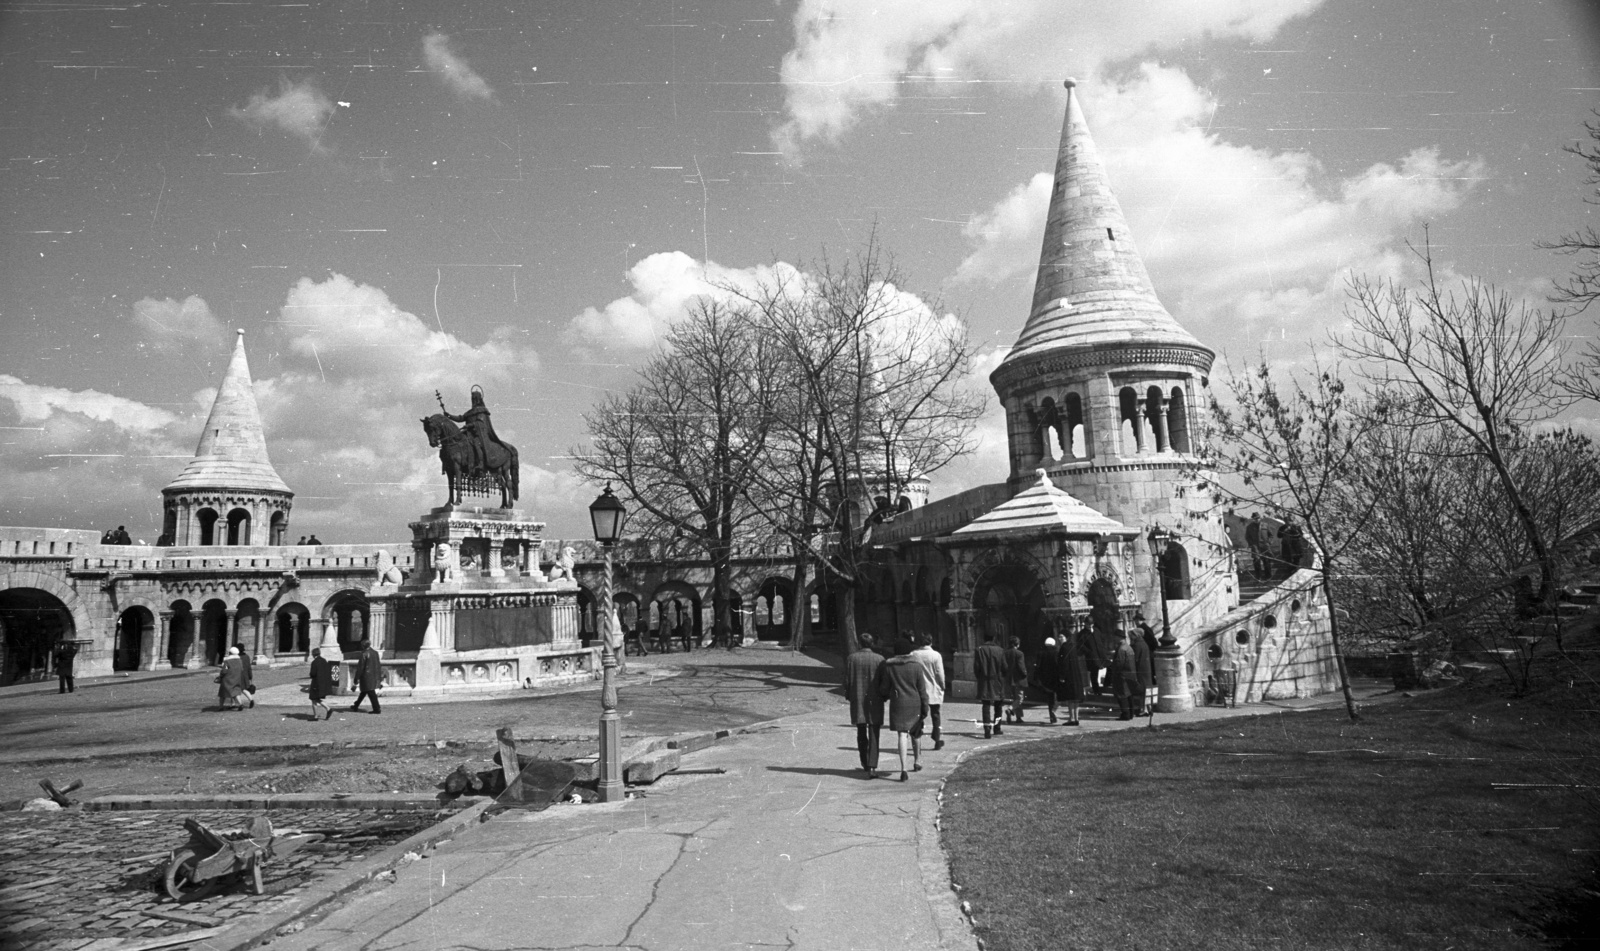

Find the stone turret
[[988, 80, 1225, 620], [160, 330, 293, 546]]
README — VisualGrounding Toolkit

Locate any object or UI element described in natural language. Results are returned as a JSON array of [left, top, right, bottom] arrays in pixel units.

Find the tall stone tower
[[988, 80, 1229, 621], [161, 330, 293, 547]]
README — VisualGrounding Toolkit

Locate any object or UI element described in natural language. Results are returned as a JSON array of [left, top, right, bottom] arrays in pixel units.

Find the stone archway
[[0, 587, 75, 686], [973, 564, 1047, 662], [114, 606, 155, 672]]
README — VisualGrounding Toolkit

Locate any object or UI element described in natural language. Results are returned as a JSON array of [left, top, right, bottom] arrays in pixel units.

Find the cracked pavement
[[263, 706, 972, 951]]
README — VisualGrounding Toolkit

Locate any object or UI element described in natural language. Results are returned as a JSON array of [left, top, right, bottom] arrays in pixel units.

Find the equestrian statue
[[421, 386, 520, 508]]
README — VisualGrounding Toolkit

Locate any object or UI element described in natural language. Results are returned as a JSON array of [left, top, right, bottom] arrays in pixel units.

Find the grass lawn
[[942, 675, 1600, 950]]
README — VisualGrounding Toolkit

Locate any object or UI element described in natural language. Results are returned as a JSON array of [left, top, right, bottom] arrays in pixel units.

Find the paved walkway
[[264, 683, 1391, 951]]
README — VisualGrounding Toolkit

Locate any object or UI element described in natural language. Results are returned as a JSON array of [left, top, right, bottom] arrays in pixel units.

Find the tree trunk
[[836, 584, 859, 655], [788, 550, 810, 652], [1319, 562, 1360, 722]]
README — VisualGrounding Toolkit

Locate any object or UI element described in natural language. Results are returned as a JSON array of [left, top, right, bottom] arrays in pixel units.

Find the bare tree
[[730, 238, 986, 652], [1200, 356, 1379, 721], [1338, 239, 1575, 632], [1538, 110, 1600, 316], [575, 299, 774, 649]]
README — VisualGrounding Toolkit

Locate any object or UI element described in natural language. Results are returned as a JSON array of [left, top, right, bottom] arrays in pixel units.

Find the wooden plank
[[496, 726, 521, 787], [94, 926, 229, 951], [143, 909, 223, 928], [0, 874, 64, 896]]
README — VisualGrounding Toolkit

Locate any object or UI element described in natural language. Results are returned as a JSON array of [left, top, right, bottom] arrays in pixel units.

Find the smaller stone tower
[[161, 330, 293, 546]]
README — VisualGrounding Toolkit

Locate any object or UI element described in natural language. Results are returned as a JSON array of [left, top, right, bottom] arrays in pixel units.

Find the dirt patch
[[3, 739, 593, 801]]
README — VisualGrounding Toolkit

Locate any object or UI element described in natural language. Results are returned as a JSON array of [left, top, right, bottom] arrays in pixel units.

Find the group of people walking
[[211, 639, 384, 719], [848, 614, 1163, 764], [1244, 511, 1305, 581], [845, 633, 944, 781]]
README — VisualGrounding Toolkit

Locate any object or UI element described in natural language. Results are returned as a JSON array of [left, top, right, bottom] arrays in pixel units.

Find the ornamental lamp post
[[1146, 525, 1176, 648], [589, 483, 628, 802], [1146, 524, 1195, 713]]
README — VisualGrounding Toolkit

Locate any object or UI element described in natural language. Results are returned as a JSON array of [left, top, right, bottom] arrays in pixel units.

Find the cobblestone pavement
[[0, 808, 449, 951]]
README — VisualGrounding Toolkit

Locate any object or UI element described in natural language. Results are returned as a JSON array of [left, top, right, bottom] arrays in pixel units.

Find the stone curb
[[85, 792, 489, 811], [201, 797, 498, 951], [0, 667, 211, 697]]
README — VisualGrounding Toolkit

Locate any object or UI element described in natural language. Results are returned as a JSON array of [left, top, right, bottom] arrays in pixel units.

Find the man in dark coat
[[1034, 636, 1061, 724], [308, 647, 335, 721], [1134, 612, 1159, 715], [236, 642, 254, 695], [350, 640, 383, 714], [1056, 631, 1086, 725], [1080, 616, 1107, 694], [845, 633, 886, 777], [1245, 511, 1267, 579], [52, 639, 78, 694], [973, 632, 1009, 738], [1003, 636, 1029, 723], [1111, 631, 1139, 720], [1132, 628, 1154, 716], [1280, 519, 1305, 577]]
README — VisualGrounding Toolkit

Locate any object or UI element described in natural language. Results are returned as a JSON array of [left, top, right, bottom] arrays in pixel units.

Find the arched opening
[[235, 598, 262, 659], [115, 606, 154, 671], [1168, 386, 1191, 453], [728, 593, 744, 643], [0, 587, 75, 686], [755, 577, 794, 641], [270, 511, 288, 546], [161, 509, 177, 547], [576, 586, 596, 640], [226, 508, 251, 546], [196, 508, 219, 546], [325, 591, 370, 653], [276, 602, 311, 655], [1118, 387, 1142, 454], [200, 599, 228, 666], [1160, 543, 1192, 600], [1145, 385, 1169, 453], [974, 565, 1046, 662], [614, 592, 641, 632], [168, 600, 194, 668], [1064, 392, 1086, 459], [1087, 576, 1122, 648], [1037, 397, 1065, 461], [650, 581, 702, 647]]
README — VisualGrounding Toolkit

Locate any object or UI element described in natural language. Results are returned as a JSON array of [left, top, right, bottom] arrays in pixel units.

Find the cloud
[[132, 295, 227, 353], [566, 252, 802, 351], [774, 0, 1324, 156], [0, 375, 179, 432], [423, 32, 495, 101], [953, 65, 1486, 357], [228, 77, 336, 152]]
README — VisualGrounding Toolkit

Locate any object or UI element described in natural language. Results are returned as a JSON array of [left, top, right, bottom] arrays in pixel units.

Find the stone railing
[[75, 544, 414, 574], [1184, 566, 1339, 705], [340, 645, 598, 697], [0, 526, 98, 560]]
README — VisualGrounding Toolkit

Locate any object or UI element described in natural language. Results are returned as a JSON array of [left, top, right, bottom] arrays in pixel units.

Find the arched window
[[196, 508, 219, 546], [1145, 385, 1169, 453], [226, 508, 251, 546], [1118, 388, 1142, 454], [1168, 386, 1191, 453], [1064, 392, 1086, 459], [270, 511, 288, 546], [1160, 543, 1192, 600]]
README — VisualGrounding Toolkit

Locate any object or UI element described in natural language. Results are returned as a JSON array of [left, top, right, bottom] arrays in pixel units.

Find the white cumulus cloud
[[774, 0, 1325, 156], [566, 252, 803, 351], [133, 295, 227, 353], [423, 32, 495, 101], [228, 77, 336, 152]]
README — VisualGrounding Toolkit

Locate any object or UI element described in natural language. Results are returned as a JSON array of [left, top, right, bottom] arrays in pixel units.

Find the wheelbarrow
[[163, 816, 322, 902]]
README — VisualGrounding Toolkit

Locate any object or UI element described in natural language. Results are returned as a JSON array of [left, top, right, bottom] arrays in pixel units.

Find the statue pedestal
[[363, 506, 596, 697]]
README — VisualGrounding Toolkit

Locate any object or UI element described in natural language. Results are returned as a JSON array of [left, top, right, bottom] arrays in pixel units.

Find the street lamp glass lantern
[[589, 484, 628, 544], [1147, 525, 1173, 555]]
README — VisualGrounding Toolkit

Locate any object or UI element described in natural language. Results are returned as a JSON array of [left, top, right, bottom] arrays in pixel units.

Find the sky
[[1, 0, 1597, 543]]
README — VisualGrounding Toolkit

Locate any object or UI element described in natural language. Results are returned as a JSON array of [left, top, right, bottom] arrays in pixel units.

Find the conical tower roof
[[163, 330, 291, 495], [996, 80, 1210, 372]]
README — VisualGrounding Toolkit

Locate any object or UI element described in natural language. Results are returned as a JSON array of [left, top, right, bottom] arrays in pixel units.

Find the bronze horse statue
[[421, 413, 519, 508]]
